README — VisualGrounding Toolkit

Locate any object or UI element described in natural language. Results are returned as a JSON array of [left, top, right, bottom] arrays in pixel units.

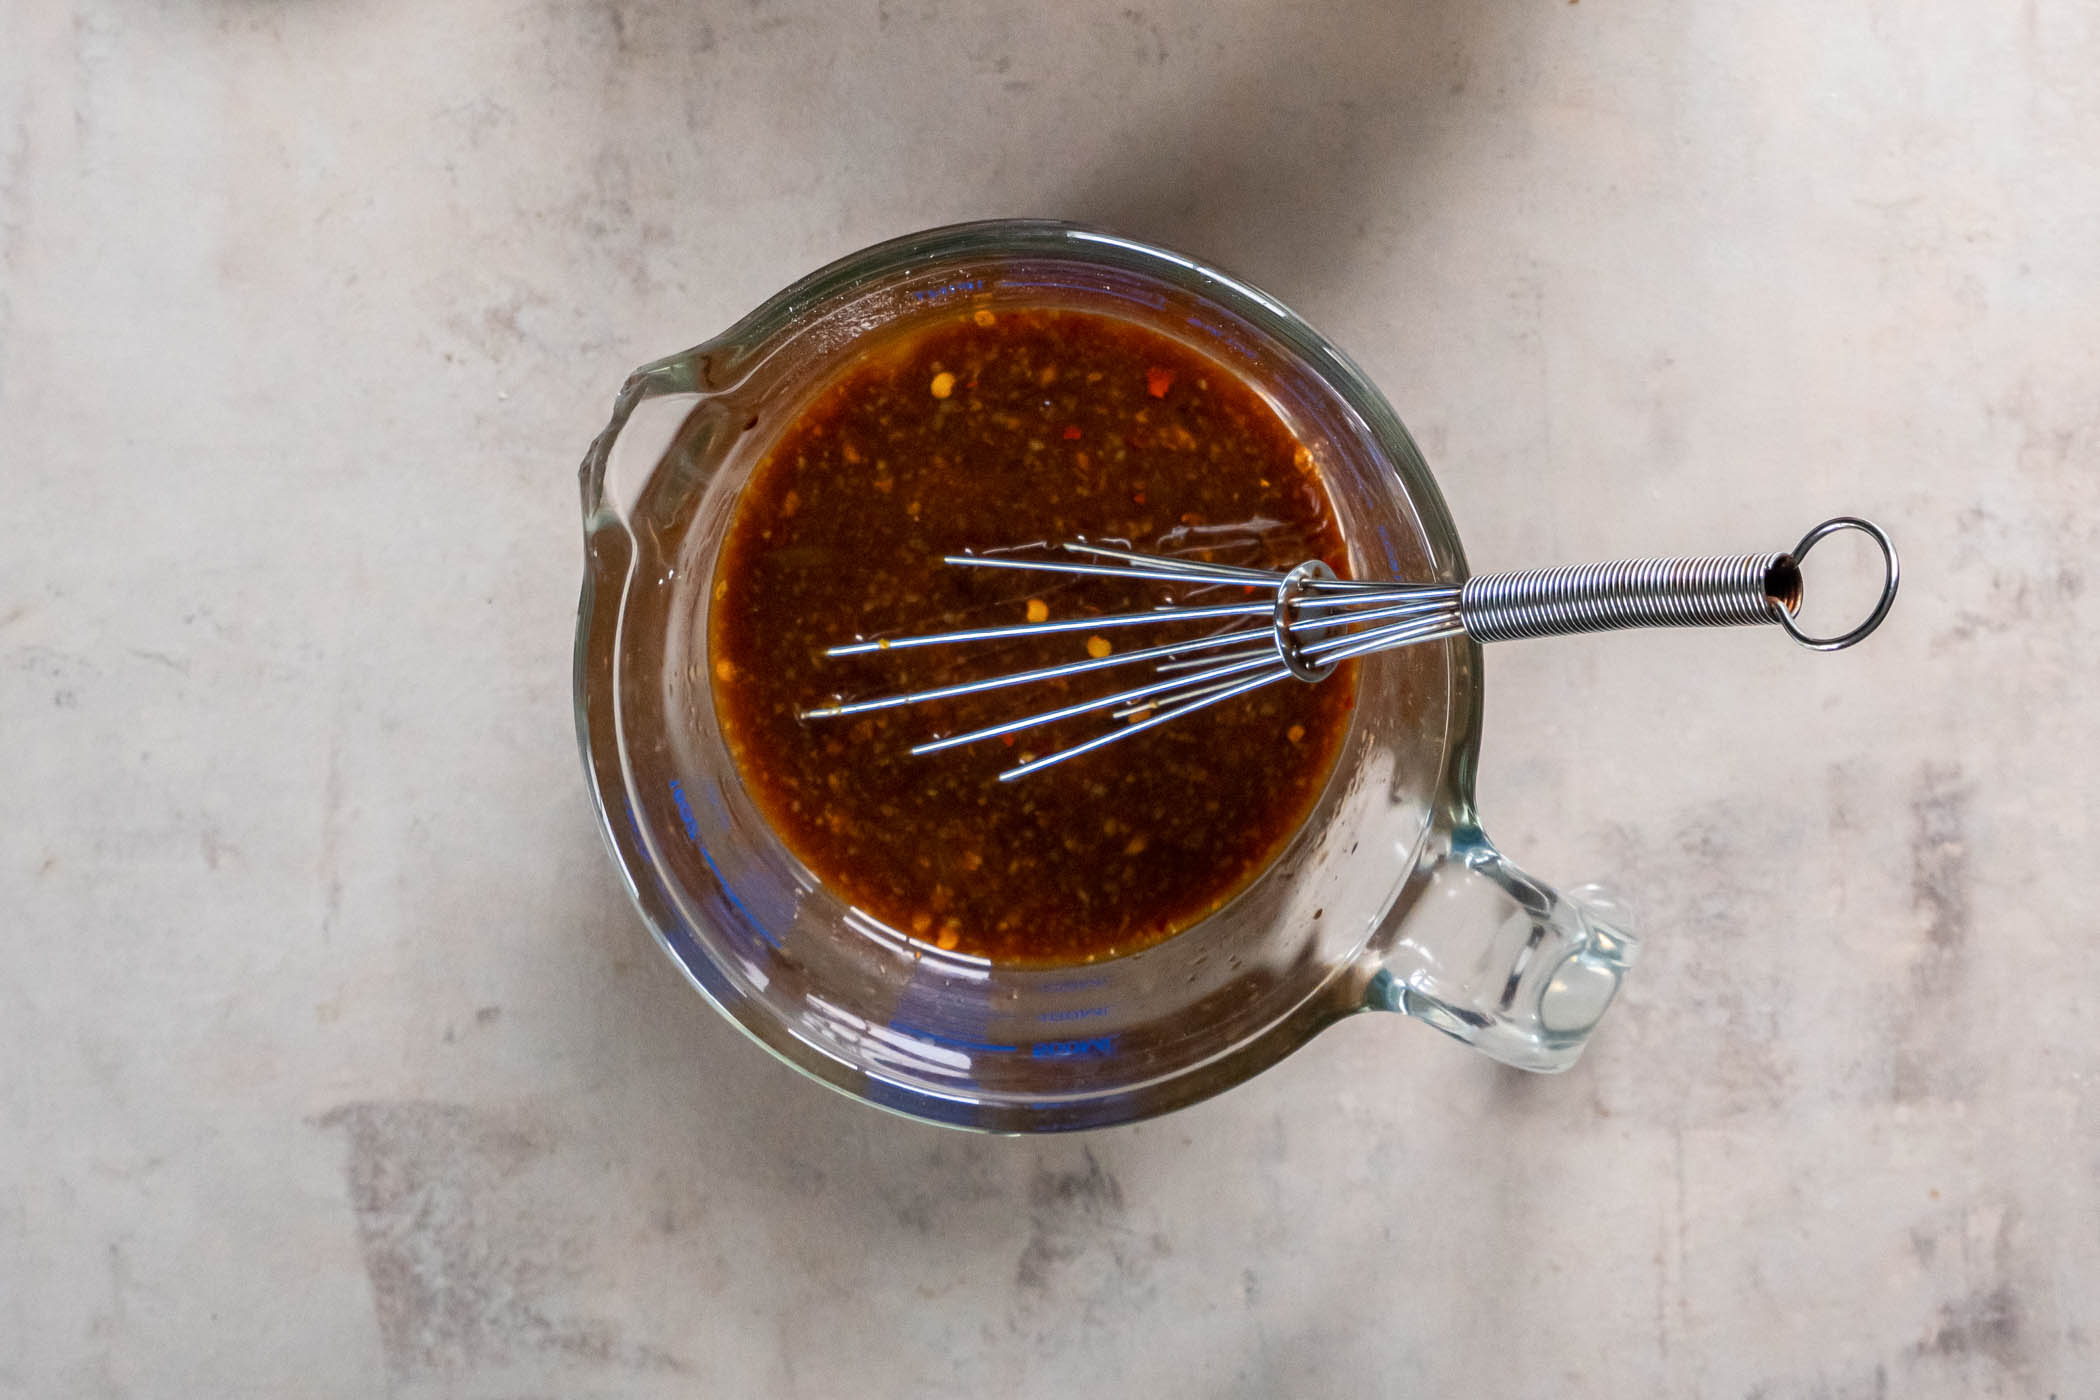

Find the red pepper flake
[[1146, 366, 1176, 398], [1132, 491, 1146, 505], [1062, 424, 1082, 440]]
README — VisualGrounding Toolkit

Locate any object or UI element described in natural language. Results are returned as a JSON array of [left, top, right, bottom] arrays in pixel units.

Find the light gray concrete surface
[[3, 1, 2095, 1395]]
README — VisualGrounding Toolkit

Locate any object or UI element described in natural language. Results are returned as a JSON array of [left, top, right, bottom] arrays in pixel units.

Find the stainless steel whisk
[[804, 515, 1899, 780]]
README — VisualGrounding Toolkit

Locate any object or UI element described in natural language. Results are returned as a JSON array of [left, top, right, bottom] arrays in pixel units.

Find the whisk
[[803, 515, 1899, 780]]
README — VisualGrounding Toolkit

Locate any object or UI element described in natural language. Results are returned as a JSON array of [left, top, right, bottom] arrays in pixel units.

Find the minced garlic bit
[[973, 309, 997, 328], [1287, 724, 1306, 743], [1025, 598, 1050, 623], [714, 658, 736, 682], [930, 371, 957, 399], [1086, 636, 1112, 659]]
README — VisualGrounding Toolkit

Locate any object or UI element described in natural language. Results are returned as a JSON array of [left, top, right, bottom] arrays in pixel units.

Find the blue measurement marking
[[911, 277, 984, 303], [669, 779, 781, 950], [1031, 1035, 1117, 1058], [888, 956, 1016, 1057], [694, 833, 783, 952], [1039, 1006, 1110, 1022], [1036, 974, 1110, 993], [1376, 525, 1402, 573], [666, 781, 700, 840], [890, 1021, 1018, 1054]]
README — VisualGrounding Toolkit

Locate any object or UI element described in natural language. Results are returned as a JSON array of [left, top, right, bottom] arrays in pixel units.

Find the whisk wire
[[801, 519, 1897, 781]]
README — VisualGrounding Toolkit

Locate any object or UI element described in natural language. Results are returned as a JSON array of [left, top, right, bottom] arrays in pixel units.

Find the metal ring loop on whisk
[[1775, 516, 1901, 652], [1272, 559, 1340, 682]]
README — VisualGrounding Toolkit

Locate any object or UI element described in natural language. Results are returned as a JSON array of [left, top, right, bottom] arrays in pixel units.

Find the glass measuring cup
[[576, 220, 1636, 1131]]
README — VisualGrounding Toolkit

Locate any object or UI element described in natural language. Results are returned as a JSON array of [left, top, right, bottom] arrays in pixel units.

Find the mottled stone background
[[2, 1, 2094, 1395]]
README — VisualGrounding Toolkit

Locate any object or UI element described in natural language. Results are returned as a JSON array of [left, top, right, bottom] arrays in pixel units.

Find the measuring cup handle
[[1363, 820, 1639, 1072]]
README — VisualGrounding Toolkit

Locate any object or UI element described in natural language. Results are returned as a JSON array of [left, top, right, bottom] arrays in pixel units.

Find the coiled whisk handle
[[1458, 517, 1899, 652]]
